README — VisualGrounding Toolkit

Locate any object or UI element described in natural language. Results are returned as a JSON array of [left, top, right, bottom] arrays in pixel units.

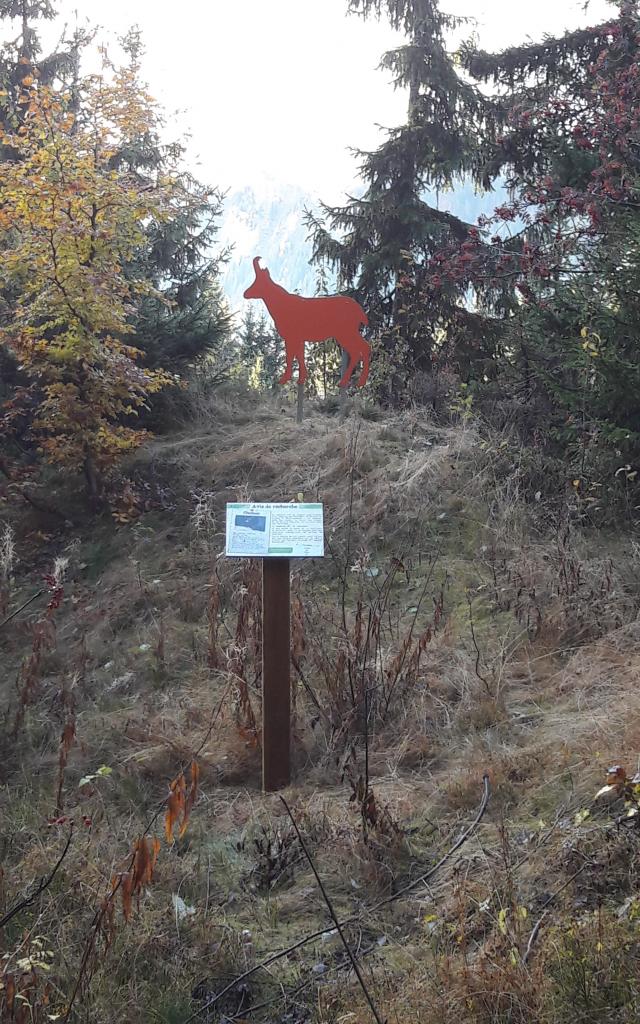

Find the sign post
[[262, 557, 291, 790], [225, 502, 324, 792]]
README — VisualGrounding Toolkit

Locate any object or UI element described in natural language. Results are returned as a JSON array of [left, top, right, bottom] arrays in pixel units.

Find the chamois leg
[[279, 340, 295, 385], [338, 336, 369, 388], [337, 345, 360, 388], [295, 341, 308, 385]]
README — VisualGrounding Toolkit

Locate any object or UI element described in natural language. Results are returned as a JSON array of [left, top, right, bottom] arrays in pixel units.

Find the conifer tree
[[237, 307, 284, 391], [445, 1, 640, 472], [309, 0, 630, 394], [113, 30, 231, 373], [308, 0, 502, 384], [0, 0, 81, 158]]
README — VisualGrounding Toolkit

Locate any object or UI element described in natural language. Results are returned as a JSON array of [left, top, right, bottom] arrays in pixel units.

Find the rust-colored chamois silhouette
[[243, 257, 370, 388]]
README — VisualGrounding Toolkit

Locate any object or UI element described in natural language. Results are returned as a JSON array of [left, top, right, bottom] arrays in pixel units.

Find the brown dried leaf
[[121, 872, 133, 922], [607, 764, 627, 787], [138, 836, 160, 886], [60, 720, 75, 752], [165, 775, 186, 843], [132, 839, 149, 888], [179, 761, 200, 839], [5, 974, 16, 1012]]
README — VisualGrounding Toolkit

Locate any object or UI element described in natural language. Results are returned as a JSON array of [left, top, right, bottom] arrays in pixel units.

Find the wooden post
[[262, 558, 291, 791]]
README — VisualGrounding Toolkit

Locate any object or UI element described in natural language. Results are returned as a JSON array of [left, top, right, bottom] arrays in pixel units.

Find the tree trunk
[[83, 453, 102, 504]]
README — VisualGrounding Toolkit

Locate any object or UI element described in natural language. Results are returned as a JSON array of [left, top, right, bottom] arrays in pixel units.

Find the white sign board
[[225, 503, 324, 558]]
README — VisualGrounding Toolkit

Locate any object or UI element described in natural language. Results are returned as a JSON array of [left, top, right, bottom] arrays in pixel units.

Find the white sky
[[46, 0, 612, 201]]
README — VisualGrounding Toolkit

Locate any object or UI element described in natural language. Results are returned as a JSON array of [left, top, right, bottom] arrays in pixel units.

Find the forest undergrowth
[[2, 390, 640, 1024]]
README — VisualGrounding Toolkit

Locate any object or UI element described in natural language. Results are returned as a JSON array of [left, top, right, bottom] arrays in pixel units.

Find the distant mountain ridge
[[218, 178, 504, 315], [218, 182, 320, 314]]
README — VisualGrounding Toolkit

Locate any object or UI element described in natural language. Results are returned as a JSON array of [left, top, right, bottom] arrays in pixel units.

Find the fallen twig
[[0, 589, 45, 633], [225, 940, 380, 1022], [281, 795, 386, 1024], [368, 772, 491, 914], [184, 774, 490, 1024], [522, 861, 589, 965], [523, 911, 548, 965]]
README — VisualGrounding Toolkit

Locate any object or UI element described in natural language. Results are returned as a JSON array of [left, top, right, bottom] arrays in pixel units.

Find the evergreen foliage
[[113, 31, 231, 373], [312, 0, 640, 495], [308, 0, 505, 383], [433, 1, 640, 486], [309, 1, 638, 401], [236, 307, 284, 391]]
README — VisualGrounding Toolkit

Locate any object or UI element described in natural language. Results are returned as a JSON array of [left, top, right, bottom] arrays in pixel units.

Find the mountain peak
[[219, 181, 323, 311]]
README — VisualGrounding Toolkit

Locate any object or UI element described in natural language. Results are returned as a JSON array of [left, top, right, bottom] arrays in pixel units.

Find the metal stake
[[296, 380, 304, 423]]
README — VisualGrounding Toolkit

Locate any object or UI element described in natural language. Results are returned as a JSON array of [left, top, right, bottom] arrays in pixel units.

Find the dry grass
[[1, 394, 640, 1023]]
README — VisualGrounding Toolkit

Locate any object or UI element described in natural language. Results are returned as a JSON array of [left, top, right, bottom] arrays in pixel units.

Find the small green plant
[[450, 382, 474, 423], [78, 765, 113, 788], [543, 912, 640, 1023]]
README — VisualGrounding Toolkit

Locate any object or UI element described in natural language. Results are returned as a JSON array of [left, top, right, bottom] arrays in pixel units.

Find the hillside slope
[[2, 395, 640, 1024]]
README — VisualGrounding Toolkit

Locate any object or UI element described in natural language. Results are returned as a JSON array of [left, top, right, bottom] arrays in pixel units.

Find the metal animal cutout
[[243, 257, 370, 388]]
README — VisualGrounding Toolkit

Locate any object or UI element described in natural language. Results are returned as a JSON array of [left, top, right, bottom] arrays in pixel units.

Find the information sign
[[225, 502, 324, 558]]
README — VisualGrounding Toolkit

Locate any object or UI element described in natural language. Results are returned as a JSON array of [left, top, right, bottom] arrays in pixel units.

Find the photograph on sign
[[226, 503, 324, 558]]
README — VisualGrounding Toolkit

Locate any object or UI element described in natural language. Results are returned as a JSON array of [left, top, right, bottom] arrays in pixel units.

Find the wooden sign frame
[[225, 502, 324, 791]]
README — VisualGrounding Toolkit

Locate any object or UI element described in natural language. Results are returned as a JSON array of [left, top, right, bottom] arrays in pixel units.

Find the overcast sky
[[46, 0, 612, 201]]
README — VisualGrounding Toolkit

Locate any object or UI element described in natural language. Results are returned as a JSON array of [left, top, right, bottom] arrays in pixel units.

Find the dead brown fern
[[12, 572, 64, 736], [63, 759, 201, 1022]]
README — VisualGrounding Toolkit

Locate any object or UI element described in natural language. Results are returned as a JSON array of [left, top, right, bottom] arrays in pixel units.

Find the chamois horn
[[253, 256, 263, 273]]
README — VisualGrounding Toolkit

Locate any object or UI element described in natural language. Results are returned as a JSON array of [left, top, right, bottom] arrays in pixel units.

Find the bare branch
[[280, 795, 386, 1024], [0, 828, 73, 931], [0, 589, 45, 633], [185, 774, 490, 1024]]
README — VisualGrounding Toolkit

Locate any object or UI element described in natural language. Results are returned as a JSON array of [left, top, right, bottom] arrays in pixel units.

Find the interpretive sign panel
[[225, 502, 324, 558]]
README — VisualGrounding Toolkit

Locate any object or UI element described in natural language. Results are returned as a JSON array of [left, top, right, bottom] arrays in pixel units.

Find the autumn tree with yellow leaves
[[0, 34, 223, 499]]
